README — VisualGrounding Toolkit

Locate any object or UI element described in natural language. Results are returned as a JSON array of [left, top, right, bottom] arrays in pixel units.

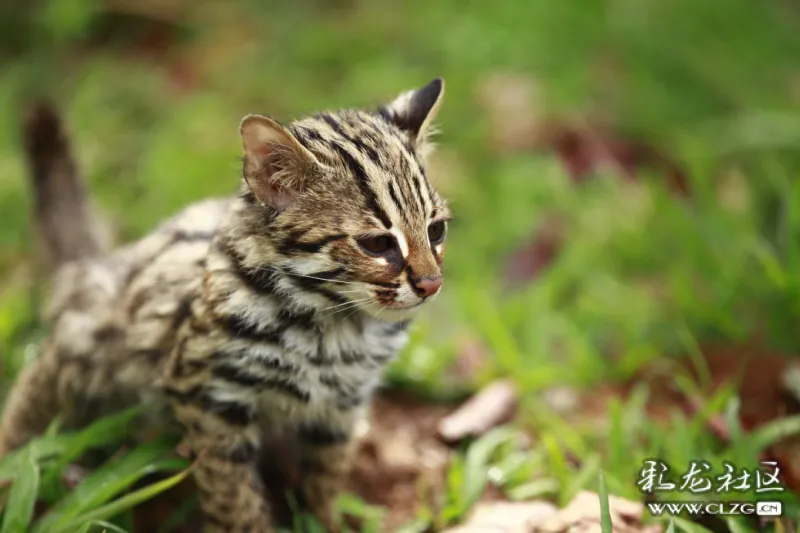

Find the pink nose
[[413, 276, 442, 298]]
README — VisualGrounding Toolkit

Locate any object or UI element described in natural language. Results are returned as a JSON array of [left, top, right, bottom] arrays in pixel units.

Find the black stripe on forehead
[[359, 117, 424, 222], [350, 112, 405, 159], [318, 113, 384, 169], [365, 112, 411, 151], [359, 112, 435, 217], [386, 181, 407, 223], [329, 141, 392, 229], [415, 161, 438, 215], [392, 151, 423, 217], [417, 159, 435, 198], [411, 173, 429, 215], [389, 137, 433, 217], [296, 110, 438, 225]]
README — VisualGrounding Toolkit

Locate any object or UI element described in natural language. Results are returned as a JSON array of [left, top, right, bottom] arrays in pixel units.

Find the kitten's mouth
[[354, 298, 426, 318], [380, 299, 426, 311]]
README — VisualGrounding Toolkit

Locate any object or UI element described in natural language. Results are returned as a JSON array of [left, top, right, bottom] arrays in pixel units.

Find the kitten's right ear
[[240, 114, 318, 209], [381, 78, 444, 154]]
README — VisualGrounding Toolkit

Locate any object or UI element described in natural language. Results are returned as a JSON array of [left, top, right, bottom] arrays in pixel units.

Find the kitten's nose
[[413, 276, 442, 298]]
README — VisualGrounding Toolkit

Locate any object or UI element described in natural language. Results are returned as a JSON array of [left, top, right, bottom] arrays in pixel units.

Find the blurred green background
[[1, 0, 800, 531]]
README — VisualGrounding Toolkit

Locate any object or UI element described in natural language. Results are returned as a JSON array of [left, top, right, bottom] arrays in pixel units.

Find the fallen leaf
[[379, 427, 420, 470], [540, 386, 581, 416], [503, 215, 565, 287], [438, 380, 519, 443], [442, 500, 559, 533], [347, 391, 452, 531], [534, 491, 661, 533], [447, 335, 491, 384], [716, 169, 751, 214], [548, 125, 690, 197], [475, 71, 545, 152]]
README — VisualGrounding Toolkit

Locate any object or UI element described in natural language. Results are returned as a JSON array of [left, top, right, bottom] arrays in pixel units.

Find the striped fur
[[0, 79, 450, 532]]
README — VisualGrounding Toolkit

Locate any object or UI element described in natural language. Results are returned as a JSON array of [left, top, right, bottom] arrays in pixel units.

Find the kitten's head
[[239, 79, 450, 321]]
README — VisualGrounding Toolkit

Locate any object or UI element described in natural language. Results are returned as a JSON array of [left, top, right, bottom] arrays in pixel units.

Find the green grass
[[0, 409, 189, 532], [2, 0, 800, 531]]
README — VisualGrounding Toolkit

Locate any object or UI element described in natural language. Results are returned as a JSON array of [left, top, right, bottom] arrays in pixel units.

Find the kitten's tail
[[22, 101, 107, 271]]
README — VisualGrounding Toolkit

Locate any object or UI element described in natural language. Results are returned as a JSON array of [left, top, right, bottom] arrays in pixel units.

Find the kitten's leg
[[170, 400, 273, 533], [295, 411, 361, 531], [0, 344, 67, 454]]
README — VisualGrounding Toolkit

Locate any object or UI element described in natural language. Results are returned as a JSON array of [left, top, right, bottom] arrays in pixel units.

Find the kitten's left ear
[[240, 114, 318, 209], [381, 78, 445, 151]]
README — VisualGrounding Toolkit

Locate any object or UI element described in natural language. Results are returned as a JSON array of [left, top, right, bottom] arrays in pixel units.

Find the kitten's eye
[[357, 235, 396, 256], [428, 221, 446, 244]]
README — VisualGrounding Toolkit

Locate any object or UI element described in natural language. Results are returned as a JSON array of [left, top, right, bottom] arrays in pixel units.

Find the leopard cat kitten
[[0, 79, 450, 532]]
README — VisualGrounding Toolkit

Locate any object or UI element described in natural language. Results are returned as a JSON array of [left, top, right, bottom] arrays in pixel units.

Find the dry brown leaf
[[447, 335, 491, 384], [534, 491, 661, 533], [348, 392, 452, 530], [769, 435, 800, 494], [716, 169, 751, 214], [442, 500, 559, 533], [475, 71, 545, 152], [503, 214, 565, 287], [438, 380, 519, 443], [540, 386, 581, 415]]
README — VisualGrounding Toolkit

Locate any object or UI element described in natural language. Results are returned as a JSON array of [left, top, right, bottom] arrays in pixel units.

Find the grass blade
[[393, 516, 431, 533], [563, 453, 600, 503], [463, 428, 519, 509], [73, 521, 127, 533], [34, 442, 184, 533], [88, 520, 128, 533], [73, 524, 91, 533], [0, 448, 40, 533], [0, 437, 70, 484], [48, 466, 192, 533], [671, 516, 714, 533], [41, 408, 145, 496], [505, 478, 559, 500], [0, 407, 144, 486], [725, 517, 750, 533], [540, 433, 568, 504], [598, 470, 613, 533], [746, 415, 800, 451]]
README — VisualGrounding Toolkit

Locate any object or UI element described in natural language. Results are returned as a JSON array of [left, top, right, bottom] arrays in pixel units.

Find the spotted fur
[[0, 79, 450, 532]]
